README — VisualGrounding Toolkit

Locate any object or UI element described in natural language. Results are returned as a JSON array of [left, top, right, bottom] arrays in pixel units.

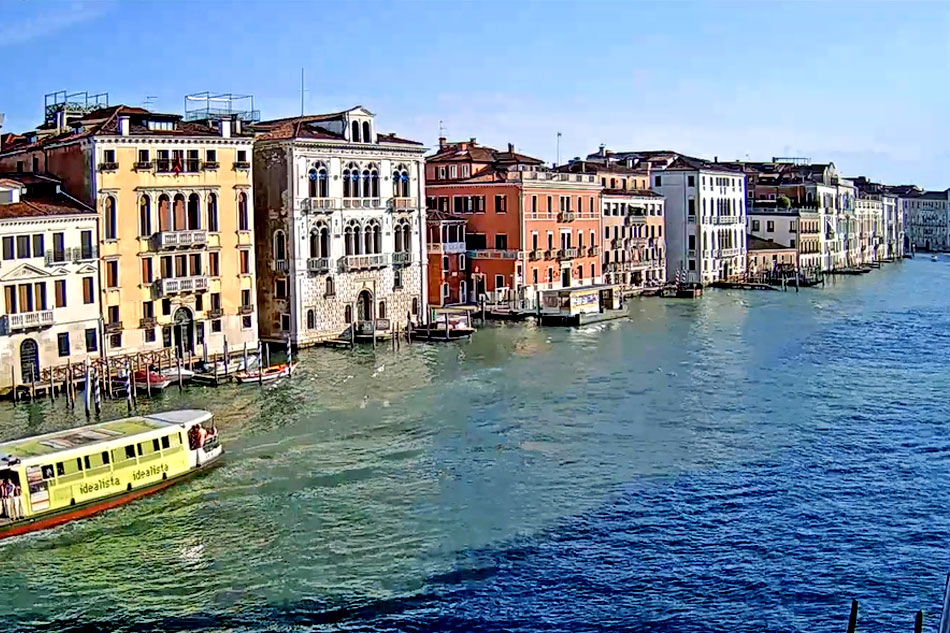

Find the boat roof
[[0, 409, 212, 463]]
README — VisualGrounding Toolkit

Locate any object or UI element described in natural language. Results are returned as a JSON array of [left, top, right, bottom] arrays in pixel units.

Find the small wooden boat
[[234, 362, 297, 384], [133, 369, 171, 392], [0, 409, 223, 540], [410, 324, 476, 341]]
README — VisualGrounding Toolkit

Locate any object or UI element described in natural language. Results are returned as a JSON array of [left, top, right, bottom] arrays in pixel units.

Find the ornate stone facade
[[253, 107, 427, 345]]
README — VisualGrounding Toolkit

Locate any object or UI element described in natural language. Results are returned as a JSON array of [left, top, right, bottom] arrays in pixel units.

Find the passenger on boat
[[0, 479, 19, 521], [11, 482, 22, 520]]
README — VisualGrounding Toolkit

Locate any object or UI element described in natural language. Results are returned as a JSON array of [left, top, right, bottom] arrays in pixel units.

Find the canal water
[[2, 258, 950, 632]]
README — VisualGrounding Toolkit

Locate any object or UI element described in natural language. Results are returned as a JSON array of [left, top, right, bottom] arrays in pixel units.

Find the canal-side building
[[0, 174, 100, 393], [426, 210, 467, 306], [586, 149, 747, 285], [0, 96, 260, 360], [746, 205, 821, 274], [746, 234, 797, 277], [554, 159, 666, 291], [251, 107, 427, 345], [902, 189, 950, 252], [425, 138, 602, 308]]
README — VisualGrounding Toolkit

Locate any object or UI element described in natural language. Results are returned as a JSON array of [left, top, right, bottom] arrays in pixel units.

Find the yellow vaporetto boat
[[0, 409, 222, 540]]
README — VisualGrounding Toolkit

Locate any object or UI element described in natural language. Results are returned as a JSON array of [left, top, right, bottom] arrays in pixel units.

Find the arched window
[[351, 121, 361, 142], [343, 162, 359, 198], [345, 224, 354, 255], [309, 231, 319, 258], [441, 283, 449, 300], [274, 230, 287, 261], [344, 304, 352, 323], [320, 225, 330, 257], [393, 164, 410, 197], [158, 194, 171, 232], [308, 169, 318, 197], [364, 223, 374, 254], [317, 164, 328, 197], [173, 194, 186, 231], [105, 196, 117, 239], [362, 169, 371, 199], [326, 277, 334, 297], [139, 196, 151, 237], [238, 192, 249, 231], [369, 165, 379, 198], [459, 280, 467, 302], [378, 301, 386, 319], [187, 193, 200, 230], [362, 121, 371, 143], [393, 224, 403, 253], [373, 223, 382, 254], [207, 193, 218, 232], [307, 309, 315, 329]]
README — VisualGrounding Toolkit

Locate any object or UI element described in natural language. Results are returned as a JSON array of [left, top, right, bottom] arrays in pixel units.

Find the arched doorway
[[19, 339, 39, 384], [356, 290, 373, 323], [173, 307, 194, 355]]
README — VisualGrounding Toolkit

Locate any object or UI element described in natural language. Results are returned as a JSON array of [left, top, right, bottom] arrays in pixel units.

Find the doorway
[[173, 307, 194, 355], [561, 267, 570, 288], [357, 290, 374, 323], [19, 339, 39, 384]]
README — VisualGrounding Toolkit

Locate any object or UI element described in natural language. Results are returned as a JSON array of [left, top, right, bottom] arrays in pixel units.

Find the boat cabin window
[[136, 443, 144, 457], [83, 456, 91, 470], [152, 439, 161, 453], [119, 445, 136, 462], [41, 465, 54, 480], [102, 451, 110, 465], [161, 435, 171, 450], [56, 462, 65, 477]]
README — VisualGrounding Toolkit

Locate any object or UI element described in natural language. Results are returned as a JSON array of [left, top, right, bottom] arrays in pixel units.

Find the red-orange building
[[425, 139, 602, 308], [426, 210, 467, 306]]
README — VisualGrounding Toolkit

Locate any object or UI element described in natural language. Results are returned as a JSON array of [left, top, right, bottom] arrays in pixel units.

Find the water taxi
[[0, 409, 222, 540]]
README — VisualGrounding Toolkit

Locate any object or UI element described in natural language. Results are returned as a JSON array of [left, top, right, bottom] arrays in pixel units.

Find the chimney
[[233, 117, 242, 135], [220, 119, 232, 138], [714, 156, 718, 163], [118, 116, 130, 137], [469, 137, 476, 144], [508, 142, 515, 153], [438, 136, 446, 148], [55, 108, 66, 132], [599, 144, 606, 157], [0, 113, 4, 151], [625, 157, 633, 168]]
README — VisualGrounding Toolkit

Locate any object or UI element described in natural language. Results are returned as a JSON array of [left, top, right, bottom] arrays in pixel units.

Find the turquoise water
[[1, 258, 949, 632]]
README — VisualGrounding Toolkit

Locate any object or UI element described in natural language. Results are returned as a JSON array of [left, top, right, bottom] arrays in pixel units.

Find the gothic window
[[139, 195, 151, 237], [105, 196, 117, 239], [362, 121, 371, 142], [187, 193, 200, 230], [207, 193, 218, 232], [351, 121, 361, 142], [274, 230, 287, 261]]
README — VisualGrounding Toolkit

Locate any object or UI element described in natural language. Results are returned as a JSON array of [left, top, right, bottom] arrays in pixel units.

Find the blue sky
[[2, 0, 949, 188]]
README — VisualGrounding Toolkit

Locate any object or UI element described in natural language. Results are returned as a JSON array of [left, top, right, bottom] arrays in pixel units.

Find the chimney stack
[[220, 118, 232, 138], [438, 136, 446, 148], [0, 113, 4, 151], [233, 117, 242, 135], [469, 137, 476, 144], [118, 116, 130, 137], [508, 142, 515, 153], [599, 144, 606, 157], [625, 157, 633, 168]]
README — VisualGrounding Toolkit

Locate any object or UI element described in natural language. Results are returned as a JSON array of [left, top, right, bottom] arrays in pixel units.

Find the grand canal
[[2, 258, 949, 632]]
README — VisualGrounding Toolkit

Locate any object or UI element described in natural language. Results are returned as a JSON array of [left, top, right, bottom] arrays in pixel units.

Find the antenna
[[438, 119, 446, 138], [556, 131, 562, 167], [300, 68, 305, 116], [144, 96, 157, 110]]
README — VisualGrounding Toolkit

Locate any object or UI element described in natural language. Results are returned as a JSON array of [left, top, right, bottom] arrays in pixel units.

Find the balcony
[[202, 161, 220, 170], [207, 308, 223, 319], [98, 162, 119, 172], [528, 249, 543, 261], [139, 317, 156, 329], [2, 310, 54, 333], [303, 197, 341, 213], [587, 246, 600, 257], [610, 239, 624, 249], [307, 257, 331, 273], [343, 198, 381, 210], [687, 249, 697, 258], [133, 161, 152, 171], [155, 276, 209, 296], [340, 253, 389, 271], [239, 305, 254, 315], [272, 260, 289, 273], [625, 214, 646, 226], [713, 215, 739, 225], [392, 251, 412, 266], [233, 161, 251, 170], [440, 241, 466, 254], [720, 247, 740, 257], [557, 247, 580, 261], [466, 249, 520, 260], [104, 321, 123, 334], [389, 197, 418, 211], [558, 211, 576, 222], [152, 230, 208, 250]]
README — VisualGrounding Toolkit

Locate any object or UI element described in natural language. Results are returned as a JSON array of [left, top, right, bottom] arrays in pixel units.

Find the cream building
[[0, 98, 259, 360], [252, 107, 427, 345], [0, 174, 100, 392]]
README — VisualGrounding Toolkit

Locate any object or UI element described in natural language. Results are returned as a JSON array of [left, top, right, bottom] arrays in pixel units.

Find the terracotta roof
[[0, 174, 94, 220], [747, 234, 794, 251], [252, 113, 422, 145], [556, 161, 647, 176], [427, 141, 544, 166], [374, 133, 423, 146], [602, 188, 663, 198]]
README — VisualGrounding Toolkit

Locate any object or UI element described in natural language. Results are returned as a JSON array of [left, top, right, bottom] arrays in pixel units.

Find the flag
[[172, 154, 183, 174]]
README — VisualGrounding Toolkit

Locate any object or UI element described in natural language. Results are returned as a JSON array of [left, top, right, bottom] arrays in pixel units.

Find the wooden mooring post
[[847, 599, 858, 633], [914, 610, 923, 633]]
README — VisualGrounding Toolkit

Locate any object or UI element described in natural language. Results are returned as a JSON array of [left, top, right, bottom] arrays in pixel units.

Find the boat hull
[[0, 453, 222, 541]]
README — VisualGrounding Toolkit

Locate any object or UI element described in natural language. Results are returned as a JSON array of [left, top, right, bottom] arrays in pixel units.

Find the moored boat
[[133, 369, 172, 392], [0, 409, 222, 540], [234, 362, 297, 384]]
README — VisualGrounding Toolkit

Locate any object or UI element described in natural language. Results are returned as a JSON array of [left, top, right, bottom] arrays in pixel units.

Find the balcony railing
[[104, 321, 123, 334], [303, 197, 341, 213], [272, 260, 289, 273], [466, 249, 520, 260], [47, 246, 98, 264], [610, 239, 623, 249], [392, 251, 412, 266], [307, 257, 330, 273], [233, 161, 251, 170], [389, 197, 418, 211], [343, 198, 381, 209], [202, 161, 220, 170], [529, 249, 543, 261], [152, 230, 207, 250], [712, 215, 739, 225], [340, 253, 389, 271], [427, 241, 466, 254], [625, 215, 646, 226], [2, 310, 54, 333], [720, 247, 740, 257], [98, 162, 119, 172], [587, 246, 600, 257], [155, 276, 209, 296], [239, 305, 254, 315], [557, 247, 580, 261], [558, 211, 576, 222], [139, 317, 156, 329], [133, 161, 152, 171]]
